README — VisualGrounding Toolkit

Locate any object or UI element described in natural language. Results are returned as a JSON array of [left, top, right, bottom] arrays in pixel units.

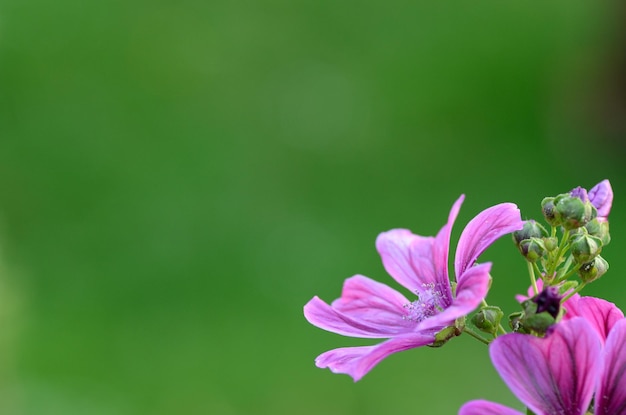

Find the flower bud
[[555, 195, 596, 230], [578, 255, 609, 283], [520, 299, 556, 334], [429, 326, 461, 347], [570, 233, 603, 264], [532, 286, 561, 319], [543, 236, 558, 252], [512, 220, 547, 246], [471, 306, 504, 336], [585, 218, 611, 246], [541, 197, 560, 226], [508, 311, 527, 333], [518, 238, 546, 262]]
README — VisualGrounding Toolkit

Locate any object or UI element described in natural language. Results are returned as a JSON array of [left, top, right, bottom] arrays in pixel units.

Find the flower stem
[[463, 327, 490, 345], [562, 282, 586, 303], [528, 262, 539, 295]]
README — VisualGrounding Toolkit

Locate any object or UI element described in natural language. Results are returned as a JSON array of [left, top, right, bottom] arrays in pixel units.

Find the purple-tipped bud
[[518, 238, 546, 262], [541, 197, 560, 226], [570, 186, 589, 202], [471, 306, 504, 336], [512, 220, 548, 246], [570, 233, 603, 264], [555, 195, 596, 230], [520, 298, 557, 334], [532, 286, 561, 319], [578, 255, 609, 283], [585, 218, 611, 246]]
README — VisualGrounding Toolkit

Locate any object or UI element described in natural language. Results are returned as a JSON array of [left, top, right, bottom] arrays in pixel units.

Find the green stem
[[528, 262, 539, 294], [562, 282, 586, 303], [463, 327, 490, 345]]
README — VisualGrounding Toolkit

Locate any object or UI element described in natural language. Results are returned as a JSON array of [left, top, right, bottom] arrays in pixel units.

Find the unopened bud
[[541, 197, 560, 226], [585, 218, 611, 246], [512, 220, 547, 246], [570, 233, 603, 264], [518, 238, 546, 262], [508, 311, 526, 333], [578, 255, 609, 283], [532, 287, 561, 319], [555, 195, 596, 230], [520, 299, 556, 334], [471, 306, 504, 336], [544, 237, 558, 252]]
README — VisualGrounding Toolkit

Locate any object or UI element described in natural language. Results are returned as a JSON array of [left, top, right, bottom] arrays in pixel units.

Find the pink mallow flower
[[303, 195, 523, 381], [459, 299, 626, 415]]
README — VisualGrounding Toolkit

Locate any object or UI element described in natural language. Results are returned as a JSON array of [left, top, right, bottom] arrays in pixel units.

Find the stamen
[[403, 283, 445, 322]]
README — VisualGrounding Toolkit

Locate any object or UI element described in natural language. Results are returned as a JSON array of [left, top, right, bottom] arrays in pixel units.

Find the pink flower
[[459, 300, 626, 415], [303, 195, 523, 381]]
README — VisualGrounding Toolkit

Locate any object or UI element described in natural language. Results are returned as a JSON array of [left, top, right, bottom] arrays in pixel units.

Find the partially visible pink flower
[[516, 283, 624, 343], [571, 179, 613, 222], [303, 196, 523, 381], [459, 315, 626, 415]]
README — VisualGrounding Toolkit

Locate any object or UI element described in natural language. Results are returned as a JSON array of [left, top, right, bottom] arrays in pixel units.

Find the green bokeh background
[[1, 1, 625, 413]]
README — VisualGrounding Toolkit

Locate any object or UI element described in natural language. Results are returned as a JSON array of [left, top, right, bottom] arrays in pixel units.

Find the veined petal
[[454, 203, 523, 282], [588, 179, 613, 220], [314, 332, 435, 381], [491, 318, 600, 415], [431, 195, 464, 303], [459, 400, 523, 415], [561, 296, 624, 342], [418, 262, 491, 332], [596, 319, 626, 415], [376, 229, 437, 293], [331, 275, 413, 329], [304, 286, 413, 339]]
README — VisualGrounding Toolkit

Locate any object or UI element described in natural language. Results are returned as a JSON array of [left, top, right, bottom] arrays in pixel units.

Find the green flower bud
[[471, 306, 504, 336], [570, 233, 603, 264], [541, 197, 561, 226], [518, 238, 546, 262], [508, 311, 527, 333], [585, 218, 611, 246], [578, 255, 609, 283], [543, 236, 558, 252], [512, 220, 548, 246], [520, 299, 556, 335], [555, 195, 596, 230]]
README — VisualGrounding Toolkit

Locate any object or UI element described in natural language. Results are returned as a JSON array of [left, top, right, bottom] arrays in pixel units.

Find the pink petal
[[430, 195, 464, 301], [314, 332, 435, 381], [459, 400, 523, 415], [596, 319, 626, 415], [490, 318, 601, 415], [376, 229, 437, 293], [418, 262, 491, 332], [561, 296, 624, 342], [304, 278, 414, 338], [331, 275, 414, 330], [454, 203, 523, 282], [588, 179, 613, 220]]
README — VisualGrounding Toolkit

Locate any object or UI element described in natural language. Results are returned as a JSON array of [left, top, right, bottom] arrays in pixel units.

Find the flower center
[[403, 283, 445, 322]]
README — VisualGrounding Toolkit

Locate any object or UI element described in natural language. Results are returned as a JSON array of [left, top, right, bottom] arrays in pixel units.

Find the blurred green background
[[1, 0, 625, 413]]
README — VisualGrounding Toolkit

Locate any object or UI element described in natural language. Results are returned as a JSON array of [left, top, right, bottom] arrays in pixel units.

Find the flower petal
[[304, 282, 414, 339], [454, 203, 523, 282], [431, 195, 464, 303], [418, 262, 491, 332], [459, 400, 523, 415], [376, 229, 436, 293], [490, 318, 600, 415], [588, 179, 613, 220], [561, 296, 624, 342], [330, 275, 414, 330], [314, 333, 435, 381], [596, 319, 626, 415]]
